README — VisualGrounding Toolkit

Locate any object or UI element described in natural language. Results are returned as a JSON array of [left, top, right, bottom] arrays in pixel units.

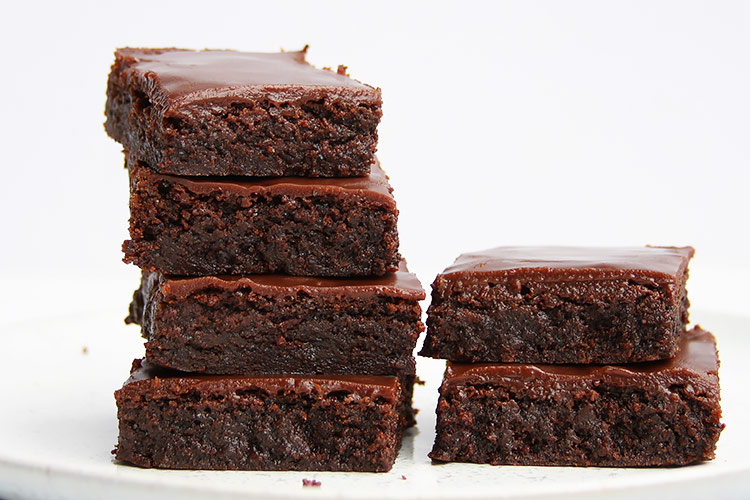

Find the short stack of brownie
[[420, 246, 723, 466], [104, 47, 425, 472]]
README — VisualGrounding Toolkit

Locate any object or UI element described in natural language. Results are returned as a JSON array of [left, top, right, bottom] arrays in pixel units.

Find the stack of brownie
[[104, 47, 425, 472], [420, 246, 723, 466]]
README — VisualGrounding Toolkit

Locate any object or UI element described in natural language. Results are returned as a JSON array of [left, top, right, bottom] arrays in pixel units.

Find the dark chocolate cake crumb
[[105, 48, 382, 177], [429, 327, 723, 467], [421, 246, 694, 364], [124, 158, 400, 277], [115, 360, 404, 471], [127, 268, 424, 427]]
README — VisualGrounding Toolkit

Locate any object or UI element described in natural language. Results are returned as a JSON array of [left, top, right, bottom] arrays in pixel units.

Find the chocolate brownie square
[[421, 246, 694, 364], [105, 48, 381, 177], [125, 264, 425, 425], [429, 327, 723, 467], [123, 158, 400, 277], [114, 360, 402, 471]]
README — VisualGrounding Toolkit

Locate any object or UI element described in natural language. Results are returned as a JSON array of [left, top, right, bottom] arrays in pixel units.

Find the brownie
[[421, 246, 694, 364], [429, 327, 723, 467], [123, 158, 400, 276], [125, 265, 425, 425], [105, 47, 381, 177], [114, 359, 402, 471]]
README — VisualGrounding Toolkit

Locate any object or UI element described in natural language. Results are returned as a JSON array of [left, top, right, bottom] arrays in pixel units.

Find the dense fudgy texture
[[126, 270, 424, 375], [123, 159, 400, 276], [421, 246, 694, 364], [126, 269, 425, 425], [114, 360, 402, 471], [105, 48, 381, 177], [429, 327, 723, 467]]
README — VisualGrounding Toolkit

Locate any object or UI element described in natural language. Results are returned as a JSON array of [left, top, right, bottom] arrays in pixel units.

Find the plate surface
[[0, 309, 748, 500]]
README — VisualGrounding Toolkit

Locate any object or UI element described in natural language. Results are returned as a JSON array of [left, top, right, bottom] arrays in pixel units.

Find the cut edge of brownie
[[428, 326, 724, 467], [420, 246, 694, 364], [105, 47, 382, 177], [114, 359, 403, 472], [125, 268, 425, 426], [123, 158, 401, 276]]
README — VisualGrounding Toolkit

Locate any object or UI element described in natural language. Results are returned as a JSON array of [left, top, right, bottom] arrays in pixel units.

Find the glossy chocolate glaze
[[157, 260, 424, 301], [441, 246, 695, 281], [443, 327, 717, 391], [125, 359, 399, 402], [130, 158, 395, 208], [116, 47, 379, 107]]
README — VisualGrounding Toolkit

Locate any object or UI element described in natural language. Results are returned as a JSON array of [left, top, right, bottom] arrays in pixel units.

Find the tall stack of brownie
[[420, 246, 723, 466], [105, 48, 425, 472]]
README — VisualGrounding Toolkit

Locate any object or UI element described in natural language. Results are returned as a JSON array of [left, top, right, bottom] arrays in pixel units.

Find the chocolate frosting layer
[[116, 47, 379, 108], [443, 327, 718, 390], [158, 260, 424, 301], [442, 246, 695, 280], [131, 158, 395, 208], [124, 359, 399, 402]]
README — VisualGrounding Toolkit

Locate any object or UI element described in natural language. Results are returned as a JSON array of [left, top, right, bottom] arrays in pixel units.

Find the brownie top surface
[[116, 47, 378, 105], [135, 158, 395, 208], [157, 261, 424, 300], [440, 246, 694, 280], [443, 327, 717, 388], [122, 359, 399, 401]]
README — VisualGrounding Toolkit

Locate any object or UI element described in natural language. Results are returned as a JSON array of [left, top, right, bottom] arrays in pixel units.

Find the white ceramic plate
[[0, 309, 748, 500]]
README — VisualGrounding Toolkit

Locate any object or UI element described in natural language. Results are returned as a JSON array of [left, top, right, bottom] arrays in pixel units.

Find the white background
[[0, 0, 748, 320]]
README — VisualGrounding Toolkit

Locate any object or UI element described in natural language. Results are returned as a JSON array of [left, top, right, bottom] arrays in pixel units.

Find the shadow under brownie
[[421, 246, 694, 364], [105, 47, 381, 177]]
